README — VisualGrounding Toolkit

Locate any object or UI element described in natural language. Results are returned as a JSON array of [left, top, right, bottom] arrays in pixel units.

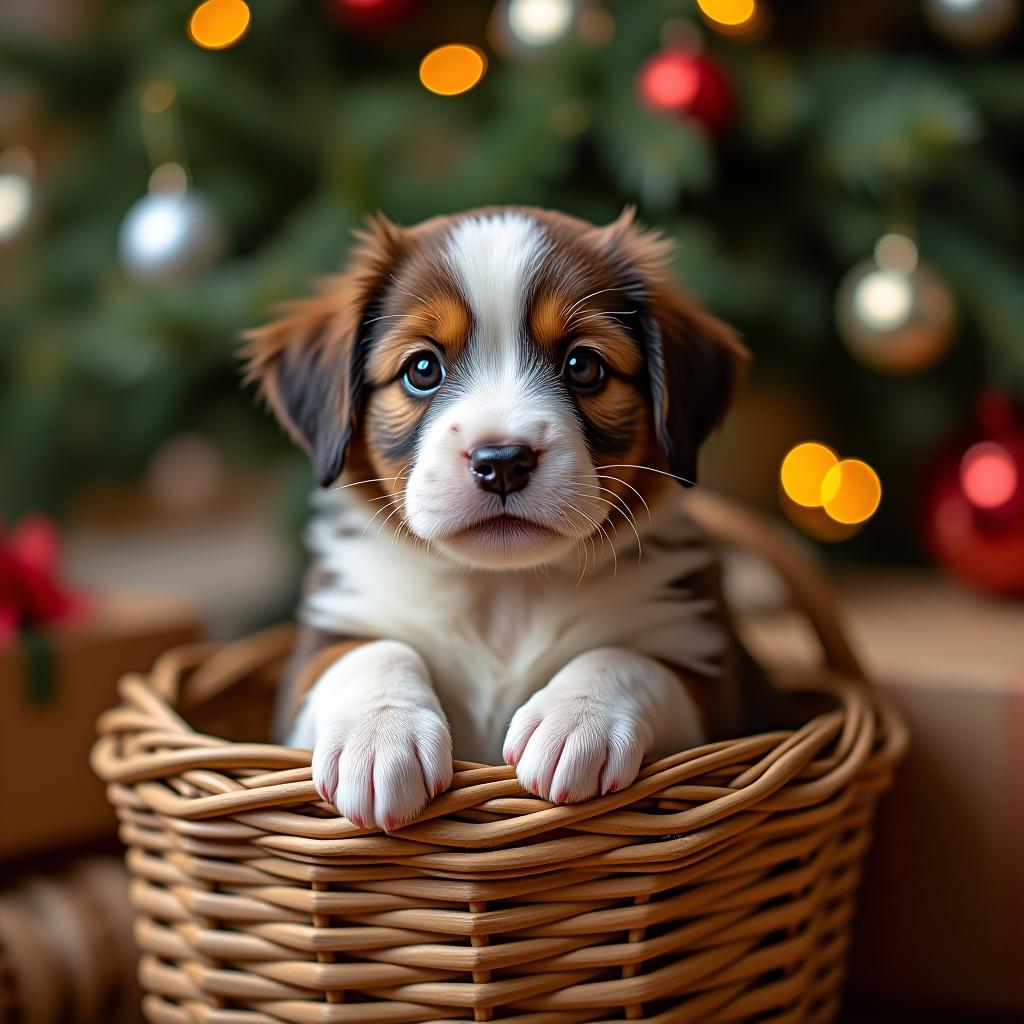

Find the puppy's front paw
[[503, 692, 650, 804], [312, 704, 452, 832]]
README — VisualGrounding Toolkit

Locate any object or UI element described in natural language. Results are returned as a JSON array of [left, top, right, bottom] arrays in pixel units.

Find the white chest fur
[[302, 491, 725, 762]]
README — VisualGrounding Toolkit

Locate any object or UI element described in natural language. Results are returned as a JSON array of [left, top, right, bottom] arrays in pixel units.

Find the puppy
[[245, 205, 763, 832]]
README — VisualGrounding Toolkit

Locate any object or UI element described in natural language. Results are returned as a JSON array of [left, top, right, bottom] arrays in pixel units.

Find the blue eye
[[403, 351, 444, 394], [563, 348, 606, 393]]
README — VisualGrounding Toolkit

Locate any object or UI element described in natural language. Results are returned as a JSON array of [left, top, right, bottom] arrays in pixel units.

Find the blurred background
[[1, 1, 1023, 1022], [1, 0, 1024, 626]]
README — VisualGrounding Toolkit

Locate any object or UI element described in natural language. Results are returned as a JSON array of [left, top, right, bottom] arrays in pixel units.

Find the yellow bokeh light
[[780, 442, 838, 508], [419, 44, 486, 96], [697, 0, 757, 28], [821, 459, 882, 525], [188, 0, 250, 50]]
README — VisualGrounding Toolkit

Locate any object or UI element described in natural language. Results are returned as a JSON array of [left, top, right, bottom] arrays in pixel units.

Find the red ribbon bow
[[0, 516, 84, 647]]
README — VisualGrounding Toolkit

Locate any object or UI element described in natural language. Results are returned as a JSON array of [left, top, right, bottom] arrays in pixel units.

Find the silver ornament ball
[[118, 188, 224, 284], [835, 236, 956, 374], [924, 0, 1018, 48]]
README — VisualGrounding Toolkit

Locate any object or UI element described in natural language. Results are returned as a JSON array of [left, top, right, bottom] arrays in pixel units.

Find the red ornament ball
[[328, 0, 418, 29], [920, 394, 1024, 597], [636, 49, 733, 135]]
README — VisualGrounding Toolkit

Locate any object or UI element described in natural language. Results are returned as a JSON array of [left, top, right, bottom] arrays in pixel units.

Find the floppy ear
[[599, 210, 749, 485], [242, 215, 405, 486]]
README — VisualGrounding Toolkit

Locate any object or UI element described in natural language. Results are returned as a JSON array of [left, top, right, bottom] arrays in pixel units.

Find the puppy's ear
[[242, 215, 405, 486], [600, 212, 749, 485]]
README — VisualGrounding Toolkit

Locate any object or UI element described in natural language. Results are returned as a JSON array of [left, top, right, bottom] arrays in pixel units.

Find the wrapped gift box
[[0, 594, 199, 862], [741, 568, 1024, 1016]]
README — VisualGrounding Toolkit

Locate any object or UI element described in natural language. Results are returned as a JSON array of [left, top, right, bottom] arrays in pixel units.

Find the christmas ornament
[[332, 0, 420, 30], [835, 232, 956, 374], [507, 0, 573, 46], [636, 49, 733, 136], [920, 393, 1024, 597], [924, 0, 1018, 49], [118, 165, 225, 285], [188, 0, 251, 50], [0, 147, 34, 244]]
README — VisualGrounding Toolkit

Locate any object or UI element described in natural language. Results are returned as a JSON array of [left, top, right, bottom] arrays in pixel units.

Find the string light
[[507, 0, 574, 46], [419, 44, 487, 96], [188, 0, 251, 50], [780, 442, 882, 533], [960, 441, 1018, 509], [820, 459, 882, 524], [780, 442, 837, 508], [697, 0, 756, 28]]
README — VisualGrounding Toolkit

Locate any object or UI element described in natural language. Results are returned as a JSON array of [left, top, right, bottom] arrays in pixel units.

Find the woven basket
[[92, 496, 907, 1024]]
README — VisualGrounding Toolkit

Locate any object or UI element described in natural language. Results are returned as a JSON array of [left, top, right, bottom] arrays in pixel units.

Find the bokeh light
[[507, 0, 573, 46], [780, 442, 838, 508], [874, 231, 918, 274], [960, 441, 1018, 509], [188, 0, 251, 50], [851, 269, 914, 330], [637, 51, 700, 112], [141, 80, 177, 114], [821, 459, 882, 524], [148, 162, 189, 194], [0, 172, 32, 243], [697, 0, 756, 28], [419, 44, 487, 96]]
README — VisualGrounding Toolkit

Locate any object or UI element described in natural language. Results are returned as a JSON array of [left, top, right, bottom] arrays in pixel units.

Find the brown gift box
[[743, 568, 1024, 1016], [0, 594, 199, 863]]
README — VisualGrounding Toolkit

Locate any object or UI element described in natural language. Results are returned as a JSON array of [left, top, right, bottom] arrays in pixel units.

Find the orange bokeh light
[[188, 0, 251, 50]]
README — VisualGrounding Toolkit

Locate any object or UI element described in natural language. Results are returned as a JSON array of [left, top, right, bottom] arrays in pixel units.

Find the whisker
[[568, 309, 637, 325], [568, 487, 643, 562], [593, 473, 653, 524], [333, 475, 404, 493], [571, 478, 637, 524], [375, 502, 407, 542], [562, 287, 621, 319], [595, 463, 696, 487], [360, 497, 402, 538], [564, 501, 613, 577]]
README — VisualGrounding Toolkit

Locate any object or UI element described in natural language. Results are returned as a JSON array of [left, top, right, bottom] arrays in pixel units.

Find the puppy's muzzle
[[469, 444, 538, 500]]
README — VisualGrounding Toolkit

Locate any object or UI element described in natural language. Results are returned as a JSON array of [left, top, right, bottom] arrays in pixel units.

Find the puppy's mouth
[[445, 512, 567, 543]]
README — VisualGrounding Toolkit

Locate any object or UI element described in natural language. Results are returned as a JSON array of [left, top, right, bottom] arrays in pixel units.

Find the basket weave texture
[[92, 502, 906, 1024]]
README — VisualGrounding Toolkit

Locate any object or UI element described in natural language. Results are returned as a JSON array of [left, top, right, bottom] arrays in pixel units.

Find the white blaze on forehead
[[445, 212, 548, 372]]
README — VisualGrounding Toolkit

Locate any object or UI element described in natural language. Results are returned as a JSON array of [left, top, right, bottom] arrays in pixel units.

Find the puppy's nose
[[469, 444, 538, 499]]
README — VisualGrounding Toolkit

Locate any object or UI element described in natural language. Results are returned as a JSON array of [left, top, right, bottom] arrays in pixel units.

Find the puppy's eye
[[403, 351, 445, 394], [562, 347, 606, 393]]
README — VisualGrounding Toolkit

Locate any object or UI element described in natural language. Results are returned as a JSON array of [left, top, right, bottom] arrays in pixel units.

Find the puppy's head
[[245, 207, 746, 570]]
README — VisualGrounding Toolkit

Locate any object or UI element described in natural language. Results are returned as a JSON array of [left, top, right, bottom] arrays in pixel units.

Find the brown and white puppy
[[246, 206, 754, 832]]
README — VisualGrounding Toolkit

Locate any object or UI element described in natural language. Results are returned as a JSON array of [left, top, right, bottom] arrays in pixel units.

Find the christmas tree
[[2, 0, 1022, 574]]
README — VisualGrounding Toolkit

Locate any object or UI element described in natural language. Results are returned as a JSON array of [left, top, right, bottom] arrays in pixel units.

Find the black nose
[[469, 444, 538, 499]]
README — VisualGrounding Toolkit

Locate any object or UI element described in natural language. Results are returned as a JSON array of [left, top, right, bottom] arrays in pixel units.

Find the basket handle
[[684, 490, 867, 682]]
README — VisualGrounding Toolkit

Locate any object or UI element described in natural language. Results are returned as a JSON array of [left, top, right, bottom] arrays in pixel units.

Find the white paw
[[311, 702, 452, 831], [292, 640, 453, 832], [503, 692, 650, 804]]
